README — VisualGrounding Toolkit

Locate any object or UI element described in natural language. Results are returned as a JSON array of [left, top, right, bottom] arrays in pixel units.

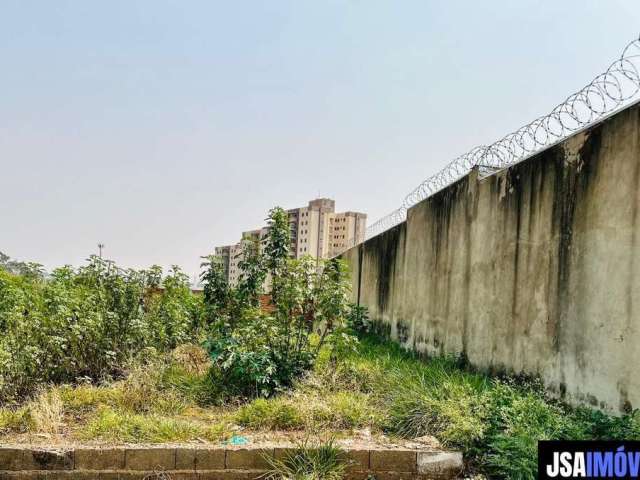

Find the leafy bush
[[202, 207, 357, 398], [346, 304, 370, 333], [264, 438, 347, 480], [0, 407, 34, 434], [235, 397, 304, 430], [0, 255, 204, 402]]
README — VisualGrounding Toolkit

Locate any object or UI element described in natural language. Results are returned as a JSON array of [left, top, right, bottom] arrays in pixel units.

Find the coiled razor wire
[[354, 36, 640, 244]]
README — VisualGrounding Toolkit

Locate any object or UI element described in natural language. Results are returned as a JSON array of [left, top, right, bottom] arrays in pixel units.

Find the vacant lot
[[2, 208, 639, 479], [2, 335, 639, 479]]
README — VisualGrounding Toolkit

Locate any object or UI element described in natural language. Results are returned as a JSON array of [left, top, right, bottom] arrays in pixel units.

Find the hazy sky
[[2, 1, 639, 278]]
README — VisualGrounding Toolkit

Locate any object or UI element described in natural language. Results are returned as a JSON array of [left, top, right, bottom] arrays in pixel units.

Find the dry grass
[[27, 388, 64, 435], [170, 344, 211, 375]]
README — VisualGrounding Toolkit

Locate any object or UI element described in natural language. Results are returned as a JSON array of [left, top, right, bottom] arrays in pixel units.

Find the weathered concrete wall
[[343, 103, 640, 413]]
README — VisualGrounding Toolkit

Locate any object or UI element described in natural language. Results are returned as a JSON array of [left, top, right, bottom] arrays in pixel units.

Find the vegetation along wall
[[342, 102, 640, 414]]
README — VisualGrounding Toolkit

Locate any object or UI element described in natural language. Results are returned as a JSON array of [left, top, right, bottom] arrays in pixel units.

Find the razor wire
[[356, 36, 640, 243]]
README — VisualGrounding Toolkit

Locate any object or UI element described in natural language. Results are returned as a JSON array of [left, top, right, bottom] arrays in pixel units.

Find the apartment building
[[215, 198, 366, 286], [287, 199, 367, 260]]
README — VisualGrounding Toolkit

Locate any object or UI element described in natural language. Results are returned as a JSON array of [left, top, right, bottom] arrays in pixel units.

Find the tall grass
[[263, 439, 347, 480], [335, 335, 640, 479]]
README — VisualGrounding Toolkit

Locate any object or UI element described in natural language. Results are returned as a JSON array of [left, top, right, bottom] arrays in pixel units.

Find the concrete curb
[[0, 445, 463, 479]]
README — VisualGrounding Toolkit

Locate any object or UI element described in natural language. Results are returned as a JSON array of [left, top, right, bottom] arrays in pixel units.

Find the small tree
[[204, 206, 356, 398], [200, 255, 230, 322], [236, 237, 267, 308], [264, 207, 291, 276]]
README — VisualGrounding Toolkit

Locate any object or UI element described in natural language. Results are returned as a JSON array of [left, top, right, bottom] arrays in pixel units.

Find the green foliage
[[334, 335, 640, 480], [202, 207, 357, 399], [346, 304, 370, 333], [80, 406, 229, 443], [199, 255, 230, 321], [323, 391, 377, 429], [384, 368, 488, 449], [235, 397, 304, 430], [237, 237, 267, 308], [0, 254, 204, 402], [264, 207, 291, 278], [264, 438, 347, 480], [208, 310, 303, 397], [0, 251, 45, 279], [0, 407, 34, 434]]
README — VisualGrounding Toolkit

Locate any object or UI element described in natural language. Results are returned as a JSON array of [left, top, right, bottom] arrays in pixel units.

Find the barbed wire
[[351, 35, 640, 244]]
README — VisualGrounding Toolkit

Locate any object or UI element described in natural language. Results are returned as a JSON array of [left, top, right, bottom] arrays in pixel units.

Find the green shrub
[[160, 362, 224, 406], [202, 208, 357, 398], [115, 364, 187, 415], [325, 392, 376, 429], [0, 256, 204, 402], [382, 363, 488, 449], [264, 438, 347, 480], [0, 407, 34, 434], [80, 406, 229, 443], [58, 384, 120, 412], [313, 350, 380, 394], [235, 397, 304, 430], [346, 304, 370, 333]]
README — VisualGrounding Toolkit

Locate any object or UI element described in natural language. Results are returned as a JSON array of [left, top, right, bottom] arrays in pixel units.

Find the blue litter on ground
[[226, 435, 249, 445]]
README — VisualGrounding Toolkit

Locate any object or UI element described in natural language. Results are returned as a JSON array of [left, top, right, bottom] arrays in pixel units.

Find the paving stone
[[194, 448, 225, 470], [1, 445, 461, 480], [97, 472, 121, 480], [22, 450, 74, 470], [198, 470, 260, 479], [0, 473, 48, 479], [0, 448, 24, 470], [343, 472, 372, 480], [125, 448, 175, 471], [41, 471, 97, 479], [272, 447, 294, 461], [225, 448, 273, 470], [370, 449, 417, 472], [175, 448, 196, 470], [162, 472, 199, 480], [372, 472, 418, 480], [110, 472, 148, 480], [417, 451, 463, 479], [344, 449, 370, 472], [74, 448, 125, 470]]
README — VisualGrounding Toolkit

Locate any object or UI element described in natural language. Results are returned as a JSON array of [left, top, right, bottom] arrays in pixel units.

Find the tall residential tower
[[214, 198, 366, 286]]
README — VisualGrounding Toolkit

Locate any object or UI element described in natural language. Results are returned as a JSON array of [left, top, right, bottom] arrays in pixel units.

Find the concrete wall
[[342, 103, 640, 413]]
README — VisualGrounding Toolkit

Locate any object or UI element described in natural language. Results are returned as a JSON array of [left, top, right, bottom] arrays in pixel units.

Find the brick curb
[[0, 446, 462, 479]]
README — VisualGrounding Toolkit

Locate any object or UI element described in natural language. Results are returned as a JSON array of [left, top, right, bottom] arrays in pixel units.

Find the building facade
[[215, 198, 366, 286]]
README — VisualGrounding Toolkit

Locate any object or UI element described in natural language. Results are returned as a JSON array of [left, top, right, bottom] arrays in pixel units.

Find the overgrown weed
[[263, 438, 347, 480]]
